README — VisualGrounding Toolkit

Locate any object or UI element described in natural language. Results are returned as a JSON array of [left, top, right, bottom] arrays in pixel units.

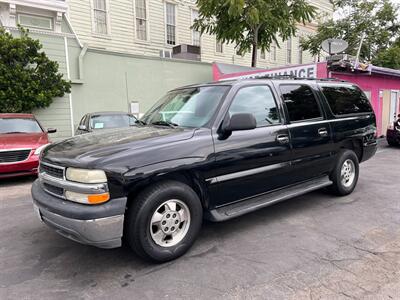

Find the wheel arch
[[125, 169, 210, 211], [340, 138, 363, 162]]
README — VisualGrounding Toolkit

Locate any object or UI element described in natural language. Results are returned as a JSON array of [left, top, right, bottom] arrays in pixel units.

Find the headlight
[[34, 143, 50, 156], [65, 191, 110, 204], [66, 168, 107, 183]]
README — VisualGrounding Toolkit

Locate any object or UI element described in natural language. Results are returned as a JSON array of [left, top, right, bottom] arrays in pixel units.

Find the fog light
[[65, 191, 110, 204]]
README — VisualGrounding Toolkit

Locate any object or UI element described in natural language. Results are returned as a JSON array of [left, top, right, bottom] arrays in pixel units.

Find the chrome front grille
[[40, 162, 65, 179], [0, 149, 31, 164], [38, 162, 108, 200], [39, 162, 66, 198]]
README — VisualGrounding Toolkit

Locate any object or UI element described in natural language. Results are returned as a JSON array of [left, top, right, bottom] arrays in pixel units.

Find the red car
[[0, 114, 56, 179]]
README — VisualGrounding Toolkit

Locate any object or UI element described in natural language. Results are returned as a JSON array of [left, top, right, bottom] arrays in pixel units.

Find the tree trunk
[[251, 42, 257, 68], [251, 26, 259, 68]]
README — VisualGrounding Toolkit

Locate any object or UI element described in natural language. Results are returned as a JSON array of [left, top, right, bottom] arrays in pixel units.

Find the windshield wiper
[[134, 120, 147, 126], [150, 120, 179, 128]]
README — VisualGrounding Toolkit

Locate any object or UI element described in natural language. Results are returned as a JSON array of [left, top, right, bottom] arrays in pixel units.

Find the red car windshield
[[0, 118, 43, 134]]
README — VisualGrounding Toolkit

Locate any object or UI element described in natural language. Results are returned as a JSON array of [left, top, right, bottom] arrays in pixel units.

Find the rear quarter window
[[321, 85, 373, 115]]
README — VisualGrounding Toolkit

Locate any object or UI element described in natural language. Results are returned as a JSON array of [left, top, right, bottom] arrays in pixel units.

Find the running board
[[206, 176, 332, 222]]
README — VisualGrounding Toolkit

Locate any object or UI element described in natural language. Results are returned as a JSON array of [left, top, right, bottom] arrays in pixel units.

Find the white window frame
[[191, 9, 201, 47], [297, 35, 304, 64], [270, 43, 277, 62], [90, 0, 111, 37], [134, 0, 150, 42], [286, 38, 292, 64], [260, 49, 266, 60], [17, 13, 53, 31], [215, 39, 223, 54], [298, 47, 303, 64], [164, 1, 177, 46]]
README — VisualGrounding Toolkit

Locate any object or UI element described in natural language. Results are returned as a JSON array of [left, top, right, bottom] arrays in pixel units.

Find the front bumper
[[361, 140, 378, 162], [32, 179, 127, 249], [0, 151, 39, 179]]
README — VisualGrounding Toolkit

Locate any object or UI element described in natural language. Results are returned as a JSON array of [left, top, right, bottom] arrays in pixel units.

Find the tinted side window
[[229, 85, 280, 127], [280, 84, 322, 122], [321, 85, 373, 115]]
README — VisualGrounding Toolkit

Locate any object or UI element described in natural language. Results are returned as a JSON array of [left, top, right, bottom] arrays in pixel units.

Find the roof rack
[[253, 74, 313, 80], [251, 75, 348, 82], [319, 77, 348, 83]]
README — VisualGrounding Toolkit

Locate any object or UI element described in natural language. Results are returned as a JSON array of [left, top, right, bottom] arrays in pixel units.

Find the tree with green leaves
[[193, 0, 316, 67], [0, 27, 71, 113], [372, 43, 400, 69], [300, 0, 400, 63]]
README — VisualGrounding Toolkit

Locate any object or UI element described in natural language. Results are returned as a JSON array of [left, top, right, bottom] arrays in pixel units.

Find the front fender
[[123, 157, 205, 180]]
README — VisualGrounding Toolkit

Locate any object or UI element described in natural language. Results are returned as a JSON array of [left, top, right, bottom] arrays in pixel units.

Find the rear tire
[[387, 139, 398, 147], [329, 150, 359, 196], [126, 180, 203, 263]]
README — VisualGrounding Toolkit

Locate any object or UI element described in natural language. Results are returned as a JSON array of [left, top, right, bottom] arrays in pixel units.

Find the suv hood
[[0, 133, 48, 150], [43, 126, 195, 168]]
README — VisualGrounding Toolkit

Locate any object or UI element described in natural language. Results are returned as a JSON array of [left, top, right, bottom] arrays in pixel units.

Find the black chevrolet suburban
[[32, 78, 377, 262]]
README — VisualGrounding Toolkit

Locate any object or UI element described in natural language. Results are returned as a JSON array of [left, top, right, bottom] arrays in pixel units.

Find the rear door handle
[[276, 134, 290, 144], [318, 128, 328, 137]]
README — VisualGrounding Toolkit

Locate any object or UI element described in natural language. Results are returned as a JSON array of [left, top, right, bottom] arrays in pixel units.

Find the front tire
[[329, 150, 359, 196], [126, 180, 203, 262]]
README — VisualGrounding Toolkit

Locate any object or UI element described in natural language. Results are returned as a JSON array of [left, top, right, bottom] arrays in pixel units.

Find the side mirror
[[223, 113, 257, 132], [78, 125, 87, 131], [47, 128, 57, 134]]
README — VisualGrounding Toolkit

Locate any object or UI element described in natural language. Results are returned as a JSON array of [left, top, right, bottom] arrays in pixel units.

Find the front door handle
[[276, 134, 290, 144], [318, 128, 329, 137]]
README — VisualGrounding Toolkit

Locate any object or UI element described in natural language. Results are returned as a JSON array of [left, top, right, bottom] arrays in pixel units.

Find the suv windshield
[[0, 118, 42, 134], [90, 114, 137, 129], [141, 86, 229, 128]]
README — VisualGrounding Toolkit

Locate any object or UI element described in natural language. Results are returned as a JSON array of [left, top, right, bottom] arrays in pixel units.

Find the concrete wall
[[70, 49, 213, 129]]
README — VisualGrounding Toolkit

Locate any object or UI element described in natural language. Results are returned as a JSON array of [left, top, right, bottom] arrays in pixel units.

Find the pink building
[[213, 62, 400, 136]]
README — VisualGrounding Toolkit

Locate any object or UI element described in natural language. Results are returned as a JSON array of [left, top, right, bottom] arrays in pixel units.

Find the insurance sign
[[219, 64, 318, 81]]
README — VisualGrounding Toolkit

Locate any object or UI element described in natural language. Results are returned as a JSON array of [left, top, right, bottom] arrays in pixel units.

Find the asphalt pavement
[[0, 142, 399, 299]]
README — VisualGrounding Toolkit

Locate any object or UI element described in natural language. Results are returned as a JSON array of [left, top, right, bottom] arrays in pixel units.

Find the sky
[[333, 0, 400, 20]]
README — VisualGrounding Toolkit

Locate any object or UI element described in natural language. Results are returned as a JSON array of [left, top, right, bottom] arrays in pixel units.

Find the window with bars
[[270, 43, 277, 61], [93, 0, 108, 34], [192, 10, 200, 46], [287, 38, 292, 64], [216, 40, 223, 53], [165, 3, 176, 45], [135, 0, 147, 40]]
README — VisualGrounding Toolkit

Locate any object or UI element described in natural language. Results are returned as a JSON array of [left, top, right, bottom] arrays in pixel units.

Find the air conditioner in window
[[172, 44, 201, 61], [159, 50, 172, 59]]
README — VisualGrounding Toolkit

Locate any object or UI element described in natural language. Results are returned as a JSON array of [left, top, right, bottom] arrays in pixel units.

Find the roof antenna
[[355, 32, 366, 68]]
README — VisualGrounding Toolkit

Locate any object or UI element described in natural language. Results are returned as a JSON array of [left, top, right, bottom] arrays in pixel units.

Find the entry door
[[381, 90, 391, 131], [279, 84, 334, 181], [390, 91, 399, 124], [208, 85, 292, 208]]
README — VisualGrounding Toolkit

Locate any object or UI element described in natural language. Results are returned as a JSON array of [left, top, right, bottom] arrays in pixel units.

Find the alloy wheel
[[150, 199, 191, 247]]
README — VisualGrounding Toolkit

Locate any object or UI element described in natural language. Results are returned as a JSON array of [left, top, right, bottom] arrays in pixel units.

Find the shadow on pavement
[[0, 175, 36, 187]]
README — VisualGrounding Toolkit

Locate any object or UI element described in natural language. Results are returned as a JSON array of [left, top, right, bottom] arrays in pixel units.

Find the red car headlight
[[34, 143, 50, 156]]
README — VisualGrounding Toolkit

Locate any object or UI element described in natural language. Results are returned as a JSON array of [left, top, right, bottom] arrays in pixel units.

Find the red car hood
[[0, 133, 48, 150]]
